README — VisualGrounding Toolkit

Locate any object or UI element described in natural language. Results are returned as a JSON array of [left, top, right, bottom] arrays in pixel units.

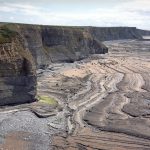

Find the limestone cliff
[[137, 29, 150, 36], [40, 26, 108, 64], [1, 23, 144, 68], [88, 27, 142, 41], [0, 26, 36, 105], [11, 24, 108, 68]]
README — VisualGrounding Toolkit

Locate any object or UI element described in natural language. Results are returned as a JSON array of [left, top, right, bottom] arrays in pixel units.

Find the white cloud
[[0, 2, 41, 13], [0, 5, 16, 12], [0, 0, 149, 30], [119, 0, 150, 12]]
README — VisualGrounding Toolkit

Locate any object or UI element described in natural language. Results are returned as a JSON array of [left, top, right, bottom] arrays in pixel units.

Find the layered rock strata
[[0, 27, 36, 105]]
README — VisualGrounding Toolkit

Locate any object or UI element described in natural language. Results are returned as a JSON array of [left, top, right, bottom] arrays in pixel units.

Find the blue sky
[[0, 0, 150, 30]]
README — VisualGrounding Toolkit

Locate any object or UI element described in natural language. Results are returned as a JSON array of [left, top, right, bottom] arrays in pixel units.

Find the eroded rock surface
[[47, 39, 150, 150]]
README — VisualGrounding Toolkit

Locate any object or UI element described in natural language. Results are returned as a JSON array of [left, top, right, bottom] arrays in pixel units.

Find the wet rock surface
[[51, 39, 150, 150]]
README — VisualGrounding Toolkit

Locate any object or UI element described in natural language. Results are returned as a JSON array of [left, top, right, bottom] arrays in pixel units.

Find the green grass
[[38, 95, 58, 105], [0, 26, 17, 44]]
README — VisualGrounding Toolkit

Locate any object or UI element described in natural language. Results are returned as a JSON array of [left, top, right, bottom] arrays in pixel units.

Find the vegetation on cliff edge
[[0, 26, 17, 44]]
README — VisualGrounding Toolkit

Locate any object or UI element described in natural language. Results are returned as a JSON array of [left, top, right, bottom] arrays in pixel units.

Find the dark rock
[[0, 27, 36, 105], [138, 29, 150, 36], [89, 27, 142, 41]]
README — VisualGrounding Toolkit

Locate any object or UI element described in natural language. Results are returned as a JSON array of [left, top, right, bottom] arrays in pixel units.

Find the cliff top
[[0, 22, 140, 29]]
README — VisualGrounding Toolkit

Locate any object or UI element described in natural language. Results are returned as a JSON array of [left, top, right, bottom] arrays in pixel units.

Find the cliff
[[1, 23, 144, 67], [88, 27, 142, 41], [137, 29, 150, 36], [0, 26, 36, 105], [40, 26, 108, 64], [5, 24, 108, 67], [0, 23, 145, 105]]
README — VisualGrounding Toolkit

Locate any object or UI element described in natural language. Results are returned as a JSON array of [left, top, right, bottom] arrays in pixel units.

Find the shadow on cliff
[[0, 58, 36, 106]]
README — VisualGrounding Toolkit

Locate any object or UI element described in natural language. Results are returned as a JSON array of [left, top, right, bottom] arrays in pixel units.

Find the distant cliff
[[137, 29, 150, 36], [89, 27, 142, 41]]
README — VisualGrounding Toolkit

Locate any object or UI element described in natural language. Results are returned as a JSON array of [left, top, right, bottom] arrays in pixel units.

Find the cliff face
[[89, 27, 142, 41], [19, 25, 49, 68], [1, 23, 144, 68], [0, 26, 36, 105], [137, 29, 150, 36], [16, 25, 108, 67], [40, 26, 108, 64], [6, 24, 144, 67]]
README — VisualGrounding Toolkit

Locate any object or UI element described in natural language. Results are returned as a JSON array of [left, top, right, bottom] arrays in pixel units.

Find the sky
[[0, 0, 150, 30]]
